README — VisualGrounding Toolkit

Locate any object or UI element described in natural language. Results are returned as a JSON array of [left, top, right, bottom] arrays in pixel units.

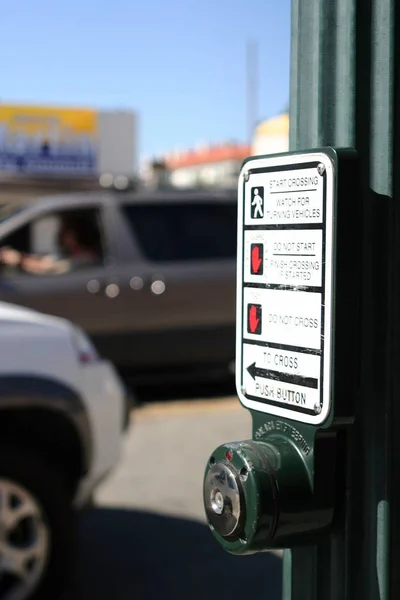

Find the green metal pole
[[288, 0, 398, 598]]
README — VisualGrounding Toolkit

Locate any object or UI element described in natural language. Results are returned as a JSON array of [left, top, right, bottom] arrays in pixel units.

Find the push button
[[204, 462, 244, 538]]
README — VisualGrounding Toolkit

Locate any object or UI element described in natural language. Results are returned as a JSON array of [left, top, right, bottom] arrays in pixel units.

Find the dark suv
[[0, 189, 237, 384]]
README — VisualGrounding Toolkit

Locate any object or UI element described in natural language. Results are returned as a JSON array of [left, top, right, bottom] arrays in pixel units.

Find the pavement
[[72, 396, 283, 599]]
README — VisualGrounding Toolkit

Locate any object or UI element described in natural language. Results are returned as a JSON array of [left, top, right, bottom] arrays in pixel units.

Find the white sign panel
[[236, 153, 335, 425]]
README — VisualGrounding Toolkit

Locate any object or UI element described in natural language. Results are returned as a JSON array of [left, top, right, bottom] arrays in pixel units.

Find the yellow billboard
[[0, 104, 98, 175]]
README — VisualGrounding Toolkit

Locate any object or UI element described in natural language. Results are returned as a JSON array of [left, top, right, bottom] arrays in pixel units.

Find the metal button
[[211, 490, 225, 515], [204, 462, 243, 538]]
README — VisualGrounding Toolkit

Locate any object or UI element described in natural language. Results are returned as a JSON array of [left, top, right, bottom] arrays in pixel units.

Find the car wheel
[[0, 445, 76, 600]]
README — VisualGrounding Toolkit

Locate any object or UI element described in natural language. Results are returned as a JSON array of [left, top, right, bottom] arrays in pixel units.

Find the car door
[[0, 203, 121, 341], [107, 197, 237, 369]]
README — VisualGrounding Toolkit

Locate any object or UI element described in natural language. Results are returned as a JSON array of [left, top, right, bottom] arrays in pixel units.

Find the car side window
[[121, 201, 237, 262], [0, 207, 107, 277]]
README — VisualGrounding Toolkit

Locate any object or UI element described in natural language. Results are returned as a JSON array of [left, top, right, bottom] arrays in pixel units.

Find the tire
[[0, 444, 77, 600]]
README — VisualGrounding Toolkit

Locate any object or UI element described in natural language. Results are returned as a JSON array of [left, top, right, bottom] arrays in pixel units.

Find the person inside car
[[0, 214, 102, 275]]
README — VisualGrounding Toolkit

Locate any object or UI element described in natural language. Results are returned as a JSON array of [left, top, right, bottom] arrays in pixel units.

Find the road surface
[[72, 397, 283, 599]]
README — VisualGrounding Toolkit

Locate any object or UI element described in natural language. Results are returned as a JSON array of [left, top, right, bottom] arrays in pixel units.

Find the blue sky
[[1, 0, 291, 158]]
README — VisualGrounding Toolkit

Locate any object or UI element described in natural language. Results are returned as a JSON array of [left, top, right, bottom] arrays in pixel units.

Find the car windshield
[[0, 204, 25, 224]]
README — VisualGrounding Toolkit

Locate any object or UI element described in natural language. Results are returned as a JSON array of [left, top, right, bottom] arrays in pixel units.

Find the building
[[142, 142, 251, 189], [140, 113, 289, 191], [251, 113, 289, 156], [0, 103, 138, 203]]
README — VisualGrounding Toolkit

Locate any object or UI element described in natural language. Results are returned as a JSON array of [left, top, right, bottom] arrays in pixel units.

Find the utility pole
[[202, 2, 400, 599], [246, 40, 259, 144], [286, 0, 398, 598]]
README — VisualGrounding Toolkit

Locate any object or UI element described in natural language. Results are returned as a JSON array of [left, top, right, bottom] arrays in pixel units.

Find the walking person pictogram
[[251, 187, 264, 219]]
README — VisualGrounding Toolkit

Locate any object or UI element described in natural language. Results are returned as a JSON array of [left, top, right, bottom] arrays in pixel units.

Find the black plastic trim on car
[[0, 375, 92, 472]]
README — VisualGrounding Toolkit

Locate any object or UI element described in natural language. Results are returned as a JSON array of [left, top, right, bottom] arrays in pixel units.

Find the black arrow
[[247, 362, 318, 389]]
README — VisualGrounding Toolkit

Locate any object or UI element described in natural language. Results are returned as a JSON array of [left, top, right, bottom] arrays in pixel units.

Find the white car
[[0, 301, 130, 600]]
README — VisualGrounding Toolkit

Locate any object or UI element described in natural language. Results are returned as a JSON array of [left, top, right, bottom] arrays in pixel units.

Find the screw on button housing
[[243, 171, 250, 181], [317, 163, 325, 176]]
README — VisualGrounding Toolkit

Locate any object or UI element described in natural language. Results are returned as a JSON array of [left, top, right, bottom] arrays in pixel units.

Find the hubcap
[[0, 479, 49, 600]]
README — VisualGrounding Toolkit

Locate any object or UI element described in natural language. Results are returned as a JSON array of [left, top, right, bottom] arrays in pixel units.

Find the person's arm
[[20, 255, 71, 275], [0, 246, 73, 275], [0, 247, 23, 267]]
